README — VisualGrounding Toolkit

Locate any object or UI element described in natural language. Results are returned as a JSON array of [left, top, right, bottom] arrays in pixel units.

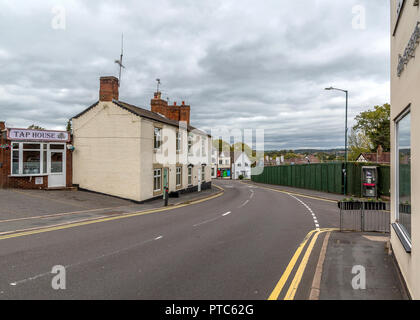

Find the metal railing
[[339, 201, 390, 233]]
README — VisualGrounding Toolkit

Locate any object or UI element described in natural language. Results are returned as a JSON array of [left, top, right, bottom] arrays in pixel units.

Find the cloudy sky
[[0, 0, 390, 150]]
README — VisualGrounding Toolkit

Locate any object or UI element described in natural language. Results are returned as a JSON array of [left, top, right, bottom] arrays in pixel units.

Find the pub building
[[0, 121, 73, 189]]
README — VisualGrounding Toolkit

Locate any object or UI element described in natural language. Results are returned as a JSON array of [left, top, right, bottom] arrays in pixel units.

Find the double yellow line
[[0, 186, 225, 242], [268, 228, 338, 300]]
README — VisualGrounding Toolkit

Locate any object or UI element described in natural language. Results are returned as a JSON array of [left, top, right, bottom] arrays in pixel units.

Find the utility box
[[361, 166, 378, 198]]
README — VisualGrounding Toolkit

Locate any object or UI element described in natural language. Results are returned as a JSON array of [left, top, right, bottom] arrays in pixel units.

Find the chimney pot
[[182, 101, 185, 105]]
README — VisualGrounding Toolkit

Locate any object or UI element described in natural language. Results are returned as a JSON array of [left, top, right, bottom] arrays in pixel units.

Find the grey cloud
[[0, 0, 390, 148]]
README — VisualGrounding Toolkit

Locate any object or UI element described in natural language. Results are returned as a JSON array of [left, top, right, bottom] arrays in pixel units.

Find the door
[[163, 168, 169, 197], [48, 150, 66, 188]]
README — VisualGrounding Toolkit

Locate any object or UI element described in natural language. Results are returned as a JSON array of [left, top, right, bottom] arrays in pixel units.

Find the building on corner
[[71, 76, 212, 202]]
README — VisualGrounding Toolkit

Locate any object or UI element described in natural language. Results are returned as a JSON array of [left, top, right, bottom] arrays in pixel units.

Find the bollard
[[164, 187, 169, 207]]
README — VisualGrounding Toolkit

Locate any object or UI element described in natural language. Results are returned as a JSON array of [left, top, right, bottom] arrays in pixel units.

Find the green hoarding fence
[[252, 162, 390, 198]]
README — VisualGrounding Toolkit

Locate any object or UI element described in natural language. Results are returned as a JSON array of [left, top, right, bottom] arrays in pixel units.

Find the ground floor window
[[154, 169, 162, 192], [188, 167, 192, 185], [11, 142, 65, 176], [396, 109, 411, 240], [201, 166, 205, 181], [176, 166, 182, 186]]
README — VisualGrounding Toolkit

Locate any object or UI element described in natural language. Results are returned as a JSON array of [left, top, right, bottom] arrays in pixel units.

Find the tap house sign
[[7, 128, 70, 142]]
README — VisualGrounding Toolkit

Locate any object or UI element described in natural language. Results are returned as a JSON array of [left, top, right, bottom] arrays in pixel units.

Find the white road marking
[[193, 217, 220, 227], [222, 212, 231, 217], [154, 236, 163, 240], [239, 200, 249, 208], [288, 194, 321, 231]]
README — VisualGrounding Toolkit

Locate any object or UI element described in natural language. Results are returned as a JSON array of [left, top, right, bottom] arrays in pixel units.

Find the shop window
[[50, 144, 65, 150], [154, 169, 162, 192], [22, 144, 41, 175], [396, 110, 411, 240], [176, 167, 182, 186], [51, 152, 63, 173], [12, 150, 19, 175]]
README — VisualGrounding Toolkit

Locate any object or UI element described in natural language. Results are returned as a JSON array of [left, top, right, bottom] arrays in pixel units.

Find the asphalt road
[[0, 180, 338, 300]]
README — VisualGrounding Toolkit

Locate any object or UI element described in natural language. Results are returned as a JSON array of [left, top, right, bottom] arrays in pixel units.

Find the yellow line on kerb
[[268, 228, 338, 300], [0, 186, 224, 242]]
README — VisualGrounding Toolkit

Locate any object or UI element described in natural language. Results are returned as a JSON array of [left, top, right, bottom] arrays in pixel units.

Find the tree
[[28, 124, 44, 130], [353, 103, 390, 152], [66, 120, 72, 133], [212, 139, 230, 153], [348, 128, 372, 161]]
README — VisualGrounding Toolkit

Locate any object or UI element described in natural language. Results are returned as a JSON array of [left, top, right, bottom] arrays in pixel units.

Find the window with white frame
[[201, 137, 206, 156], [188, 167, 192, 185], [176, 166, 182, 186], [11, 143, 64, 176], [396, 109, 411, 240], [188, 133, 193, 155], [176, 131, 181, 152], [154, 127, 162, 150], [154, 168, 162, 192]]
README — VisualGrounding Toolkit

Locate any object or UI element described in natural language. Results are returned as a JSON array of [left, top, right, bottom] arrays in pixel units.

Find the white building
[[211, 147, 219, 178], [72, 76, 212, 202], [231, 152, 251, 180]]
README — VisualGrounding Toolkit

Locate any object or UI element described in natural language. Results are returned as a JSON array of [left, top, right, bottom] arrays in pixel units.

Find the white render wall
[[72, 101, 142, 200], [390, 0, 420, 299]]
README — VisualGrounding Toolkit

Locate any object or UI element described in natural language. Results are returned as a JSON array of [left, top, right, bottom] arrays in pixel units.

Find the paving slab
[[319, 231, 409, 300]]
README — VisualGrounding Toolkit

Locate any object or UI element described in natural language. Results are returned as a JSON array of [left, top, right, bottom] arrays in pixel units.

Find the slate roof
[[72, 100, 211, 137]]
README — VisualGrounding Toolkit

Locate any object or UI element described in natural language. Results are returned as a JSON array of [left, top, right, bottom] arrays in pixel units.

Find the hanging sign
[[7, 129, 70, 142]]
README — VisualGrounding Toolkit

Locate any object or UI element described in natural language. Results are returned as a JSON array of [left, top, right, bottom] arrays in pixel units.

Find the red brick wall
[[99, 76, 119, 101], [8, 175, 48, 189], [66, 147, 73, 187], [151, 96, 191, 125], [0, 134, 73, 189]]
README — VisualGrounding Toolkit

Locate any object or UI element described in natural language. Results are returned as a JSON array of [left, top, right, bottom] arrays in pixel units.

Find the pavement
[[0, 179, 408, 300], [317, 231, 409, 300]]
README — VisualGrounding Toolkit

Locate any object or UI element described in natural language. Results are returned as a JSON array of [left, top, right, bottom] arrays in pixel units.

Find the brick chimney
[[99, 76, 119, 101], [0, 121, 5, 131], [150, 93, 191, 125]]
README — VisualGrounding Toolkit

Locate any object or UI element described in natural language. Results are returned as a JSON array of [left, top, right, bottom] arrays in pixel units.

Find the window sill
[[392, 223, 412, 253]]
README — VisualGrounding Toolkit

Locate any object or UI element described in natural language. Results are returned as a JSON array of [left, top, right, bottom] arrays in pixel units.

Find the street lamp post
[[325, 87, 348, 195]]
